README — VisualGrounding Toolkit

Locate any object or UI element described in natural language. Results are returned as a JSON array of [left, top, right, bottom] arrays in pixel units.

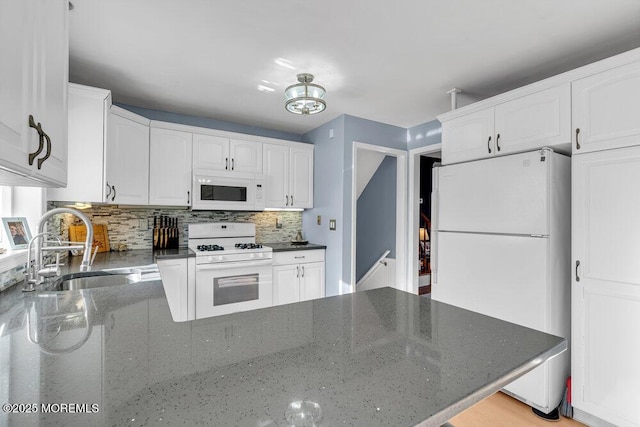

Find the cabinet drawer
[[273, 250, 324, 266]]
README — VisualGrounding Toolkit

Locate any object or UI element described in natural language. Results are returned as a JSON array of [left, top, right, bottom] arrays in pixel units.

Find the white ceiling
[[69, 1, 640, 135]]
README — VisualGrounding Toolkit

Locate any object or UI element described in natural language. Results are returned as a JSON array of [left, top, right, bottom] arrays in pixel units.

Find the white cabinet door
[[149, 128, 192, 206], [495, 84, 571, 156], [105, 109, 150, 205], [0, 0, 34, 177], [572, 146, 640, 426], [193, 133, 229, 171], [30, 0, 68, 186], [573, 61, 640, 154], [272, 265, 299, 306], [290, 146, 314, 208], [441, 108, 494, 165], [0, 0, 68, 186], [230, 139, 262, 173], [300, 262, 324, 301], [48, 84, 110, 203], [263, 144, 289, 208]]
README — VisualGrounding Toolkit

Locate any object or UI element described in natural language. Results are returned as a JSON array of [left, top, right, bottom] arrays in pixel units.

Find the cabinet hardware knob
[[296, 266, 299, 278], [286, 195, 289, 206], [225, 157, 228, 170], [105, 182, 112, 198], [187, 190, 190, 204], [232, 158, 235, 170], [576, 260, 581, 282], [496, 133, 501, 152], [301, 266, 305, 277], [487, 136, 492, 154], [576, 128, 581, 150], [291, 195, 293, 205], [111, 185, 116, 202]]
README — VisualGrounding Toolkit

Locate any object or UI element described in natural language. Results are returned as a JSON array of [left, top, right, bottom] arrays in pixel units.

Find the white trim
[[350, 141, 407, 293], [408, 143, 442, 294]]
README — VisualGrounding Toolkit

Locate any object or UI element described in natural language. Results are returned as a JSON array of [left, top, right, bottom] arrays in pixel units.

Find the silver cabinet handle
[[111, 185, 116, 201], [296, 266, 299, 277], [231, 158, 235, 170], [106, 182, 112, 198], [225, 157, 228, 170], [290, 195, 293, 206], [301, 266, 305, 277], [294, 256, 305, 259], [576, 260, 581, 282], [576, 128, 581, 150], [487, 136, 492, 154], [496, 133, 501, 152], [187, 190, 190, 204], [28, 115, 45, 166], [285, 195, 289, 206]]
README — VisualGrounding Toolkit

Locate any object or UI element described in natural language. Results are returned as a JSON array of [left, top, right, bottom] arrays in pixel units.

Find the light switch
[[329, 219, 336, 231], [317, 215, 322, 225]]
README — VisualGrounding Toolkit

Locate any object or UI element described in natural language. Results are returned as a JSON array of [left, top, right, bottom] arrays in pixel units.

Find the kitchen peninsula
[[0, 275, 565, 426]]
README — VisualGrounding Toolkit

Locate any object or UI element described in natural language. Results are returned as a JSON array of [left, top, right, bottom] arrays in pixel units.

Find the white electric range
[[188, 223, 273, 319]]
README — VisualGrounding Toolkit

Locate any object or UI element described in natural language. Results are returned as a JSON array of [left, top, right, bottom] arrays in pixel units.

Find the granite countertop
[[263, 242, 327, 252], [0, 278, 566, 426]]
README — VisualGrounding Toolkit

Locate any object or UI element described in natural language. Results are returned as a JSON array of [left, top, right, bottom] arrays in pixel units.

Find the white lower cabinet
[[272, 250, 325, 306], [572, 145, 640, 427]]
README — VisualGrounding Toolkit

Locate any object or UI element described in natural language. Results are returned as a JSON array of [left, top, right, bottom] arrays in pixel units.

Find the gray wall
[[301, 116, 346, 297], [407, 119, 442, 150], [356, 155, 396, 282], [116, 103, 304, 142], [303, 114, 406, 296]]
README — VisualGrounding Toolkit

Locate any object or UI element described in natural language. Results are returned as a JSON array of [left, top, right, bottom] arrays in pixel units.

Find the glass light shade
[[285, 74, 326, 115], [419, 227, 429, 241]]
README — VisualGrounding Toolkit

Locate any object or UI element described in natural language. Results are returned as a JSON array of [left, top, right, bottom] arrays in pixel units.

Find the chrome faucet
[[23, 208, 94, 292]]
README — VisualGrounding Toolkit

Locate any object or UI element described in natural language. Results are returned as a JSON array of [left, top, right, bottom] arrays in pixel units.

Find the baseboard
[[573, 407, 618, 427]]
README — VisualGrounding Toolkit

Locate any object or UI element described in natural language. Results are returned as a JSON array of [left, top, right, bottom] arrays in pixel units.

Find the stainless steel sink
[[47, 271, 142, 292]]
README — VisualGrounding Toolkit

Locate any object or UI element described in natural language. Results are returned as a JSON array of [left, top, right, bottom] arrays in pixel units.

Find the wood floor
[[449, 392, 586, 427]]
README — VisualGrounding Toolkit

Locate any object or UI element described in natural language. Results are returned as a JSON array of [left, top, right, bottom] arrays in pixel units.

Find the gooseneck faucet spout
[[23, 208, 94, 292]]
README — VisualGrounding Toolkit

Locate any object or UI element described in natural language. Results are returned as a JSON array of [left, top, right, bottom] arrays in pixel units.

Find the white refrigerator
[[431, 148, 571, 415]]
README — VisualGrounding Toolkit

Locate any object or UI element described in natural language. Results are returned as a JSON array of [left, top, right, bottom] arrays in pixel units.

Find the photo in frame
[[2, 217, 32, 249]]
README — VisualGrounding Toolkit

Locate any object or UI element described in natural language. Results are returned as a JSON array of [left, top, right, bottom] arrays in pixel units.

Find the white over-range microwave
[[191, 170, 265, 211]]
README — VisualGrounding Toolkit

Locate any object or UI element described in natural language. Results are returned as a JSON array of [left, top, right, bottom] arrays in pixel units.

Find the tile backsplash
[[49, 203, 303, 250]]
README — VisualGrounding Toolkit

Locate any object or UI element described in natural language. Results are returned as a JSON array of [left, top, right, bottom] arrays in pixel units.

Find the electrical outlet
[[139, 219, 148, 230], [276, 215, 283, 229], [329, 219, 336, 231], [317, 215, 322, 225], [329, 128, 334, 139]]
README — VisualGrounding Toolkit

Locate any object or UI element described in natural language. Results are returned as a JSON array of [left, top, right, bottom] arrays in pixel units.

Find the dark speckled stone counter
[[264, 242, 327, 251], [0, 282, 565, 426]]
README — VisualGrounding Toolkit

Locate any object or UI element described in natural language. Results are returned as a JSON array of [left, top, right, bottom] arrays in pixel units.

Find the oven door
[[195, 259, 273, 319]]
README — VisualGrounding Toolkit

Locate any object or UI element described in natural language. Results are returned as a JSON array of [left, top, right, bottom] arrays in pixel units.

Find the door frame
[[408, 143, 442, 294], [350, 141, 407, 293]]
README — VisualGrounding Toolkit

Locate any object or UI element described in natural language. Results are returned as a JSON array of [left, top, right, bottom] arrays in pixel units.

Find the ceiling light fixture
[[284, 73, 326, 115]]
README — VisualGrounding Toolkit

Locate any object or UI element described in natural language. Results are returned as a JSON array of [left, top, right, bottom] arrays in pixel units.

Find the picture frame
[[1, 217, 32, 250]]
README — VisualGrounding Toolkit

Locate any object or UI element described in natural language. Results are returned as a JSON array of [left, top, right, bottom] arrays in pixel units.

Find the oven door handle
[[196, 259, 273, 271]]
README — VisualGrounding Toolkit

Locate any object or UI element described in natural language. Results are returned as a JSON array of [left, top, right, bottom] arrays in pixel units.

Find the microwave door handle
[[196, 259, 273, 271]]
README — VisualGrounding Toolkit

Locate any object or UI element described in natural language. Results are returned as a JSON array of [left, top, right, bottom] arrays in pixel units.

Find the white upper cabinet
[[193, 133, 262, 173], [48, 84, 111, 203], [494, 85, 571, 155], [442, 109, 495, 164], [441, 84, 571, 165], [149, 127, 193, 206], [0, 0, 68, 186], [105, 107, 150, 205], [263, 142, 314, 209], [573, 60, 640, 154]]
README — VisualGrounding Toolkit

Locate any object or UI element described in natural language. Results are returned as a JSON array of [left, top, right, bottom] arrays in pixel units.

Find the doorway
[[408, 144, 442, 295], [351, 141, 407, 293]]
